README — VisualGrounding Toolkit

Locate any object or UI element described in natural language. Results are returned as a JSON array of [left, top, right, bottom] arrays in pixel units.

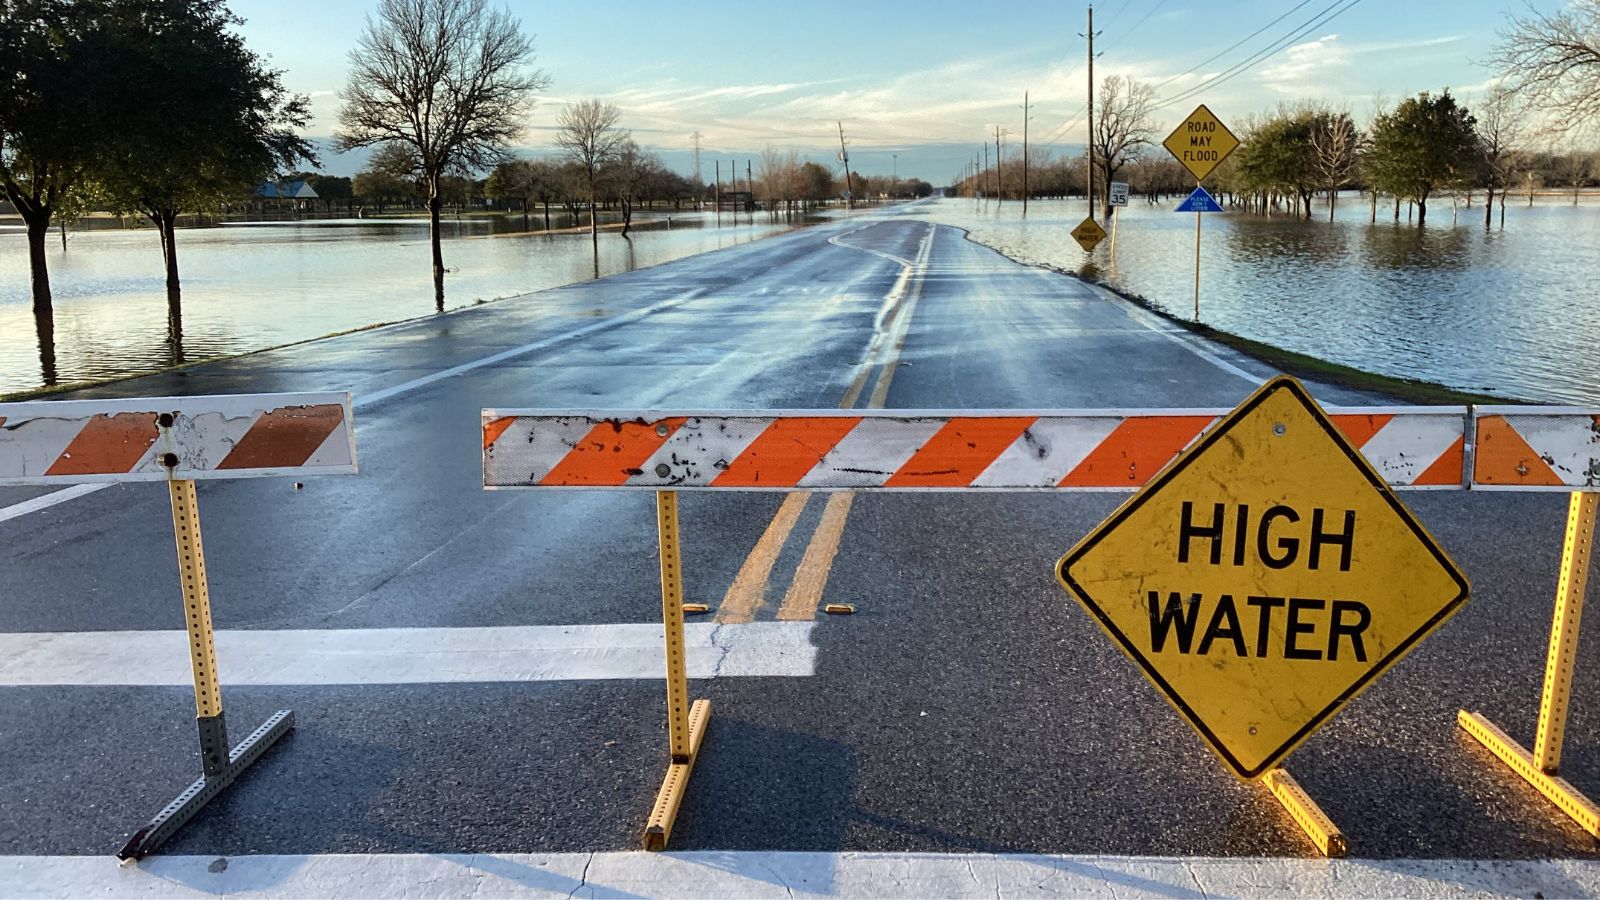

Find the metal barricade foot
[[1262, 768, 1348, 858], [1458, 710, 1600, 837], [116, 709, 294, 860], [643, 698, 711, 851]]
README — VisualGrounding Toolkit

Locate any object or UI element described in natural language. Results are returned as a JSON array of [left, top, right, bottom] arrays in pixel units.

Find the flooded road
[[920, 195, 1600, 403], [0, 211, 795, 394]]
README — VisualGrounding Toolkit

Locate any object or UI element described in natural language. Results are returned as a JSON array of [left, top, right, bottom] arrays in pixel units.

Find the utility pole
[[714, 160, 721, 223], [892, 153, 898, 196], [995, 126, 1003, 206], [1021, 91, 1031, 215], [983, 143, 989, 199], [1081, 3, 1101, 221], [837, 122, 854, 210], [746, 159, 753, 221]]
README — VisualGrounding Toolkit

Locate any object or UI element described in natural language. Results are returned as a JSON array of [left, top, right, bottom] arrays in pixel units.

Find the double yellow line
[[714, 223, 934, 624]]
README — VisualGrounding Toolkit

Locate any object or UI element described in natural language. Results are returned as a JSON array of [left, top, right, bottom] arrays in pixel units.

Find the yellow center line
[[711, 222, 934, 624], [776, 492, 856, 621], [714, 492, 811, 624]]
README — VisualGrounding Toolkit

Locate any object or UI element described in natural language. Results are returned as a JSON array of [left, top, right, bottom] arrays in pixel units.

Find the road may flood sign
[[1163, 104, 1239, 182], [1071, 217, 1106, 252], [1056, 377, 1469, 779]]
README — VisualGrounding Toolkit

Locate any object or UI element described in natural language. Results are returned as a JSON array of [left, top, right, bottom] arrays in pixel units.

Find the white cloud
[[1259, 34, 1351, 95]]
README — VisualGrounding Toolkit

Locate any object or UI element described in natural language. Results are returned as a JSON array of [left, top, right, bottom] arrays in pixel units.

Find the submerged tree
[[1090, 75, 1157, 219], [1309, 109, 1359, 221], [555, 98, 624, 276], [337, 0, 547, 309], [0, 0, 112, 315], [98, 0, 315, 341], [1364, 90, 1478, 226], [1475, 85, 1530, 228]]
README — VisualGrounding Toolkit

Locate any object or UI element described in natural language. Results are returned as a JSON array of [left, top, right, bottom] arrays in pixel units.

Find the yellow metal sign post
[[1071, 216, 1106, 253], [1057, 376, 1469, 856], [1459, 490, 1600, 837]]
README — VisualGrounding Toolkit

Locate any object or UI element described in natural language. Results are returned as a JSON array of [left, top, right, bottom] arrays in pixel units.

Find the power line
[[1148, 0, 1317, 94], [1102, 0, 1171, 51], [1153, 0, 1364, 112]]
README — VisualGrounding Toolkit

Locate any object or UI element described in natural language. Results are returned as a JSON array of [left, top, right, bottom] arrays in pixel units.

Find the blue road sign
[[1175, 186, 1223, 213]]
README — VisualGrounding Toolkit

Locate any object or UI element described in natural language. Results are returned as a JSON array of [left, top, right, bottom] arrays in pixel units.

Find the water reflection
[[924, 197, 1600, 403], [0, 212, 814, 394], [1359, 224, 1471, 272]]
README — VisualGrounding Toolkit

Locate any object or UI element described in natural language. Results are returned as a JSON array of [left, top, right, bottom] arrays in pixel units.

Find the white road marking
[[0, 289, 709, 524], [0, 483, 108, 523], [4, 851, 1597, 898], [0, 622, 816, 685]]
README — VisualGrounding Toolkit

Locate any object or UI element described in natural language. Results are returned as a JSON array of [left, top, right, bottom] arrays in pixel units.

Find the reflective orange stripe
[[218, 405, 344, 470], [45, 413, 160, 477], [886, 416, 1037, 487], [1414, 435, 1466, 486], [541, 417, 686, 486], [1474, 416, 1563, 486], [1060, 416, 1214, 487], [1331, 413, 1394, 448], [483, 416, 516, 451], [713, 417, 860, 487]]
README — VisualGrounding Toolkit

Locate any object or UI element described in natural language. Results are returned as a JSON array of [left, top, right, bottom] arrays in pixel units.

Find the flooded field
[[0, 211, 796, 394], [920, 195, 1600, 403]]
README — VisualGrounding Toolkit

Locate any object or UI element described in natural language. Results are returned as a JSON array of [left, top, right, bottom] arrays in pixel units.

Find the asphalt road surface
[[1, 202, 1596, 883]]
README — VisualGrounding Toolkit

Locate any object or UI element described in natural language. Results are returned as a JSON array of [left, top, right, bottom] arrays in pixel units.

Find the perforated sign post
[[1057, 376, 1469, 854]]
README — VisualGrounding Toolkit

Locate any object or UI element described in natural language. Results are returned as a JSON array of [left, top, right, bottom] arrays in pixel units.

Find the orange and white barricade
[[484, 401, 1600, 853], [0, 392, 357, 858]]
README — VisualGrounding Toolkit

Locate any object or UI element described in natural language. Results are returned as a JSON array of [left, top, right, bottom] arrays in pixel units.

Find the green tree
[[1235, 109, 1319, 218], [97, 0, 314, 321], [337, 0, 547, 309], [1364, 90, 1478, 227], [0, 0, 113, 314], [799, 161, 835, 201], [485, 159, 539, 230]]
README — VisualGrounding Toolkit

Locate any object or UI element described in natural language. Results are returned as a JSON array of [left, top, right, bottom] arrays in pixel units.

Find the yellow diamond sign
[[1163, 104, 1240, 182], [1071, 216, 1106, 252], [1056, 377, 1469, 779]]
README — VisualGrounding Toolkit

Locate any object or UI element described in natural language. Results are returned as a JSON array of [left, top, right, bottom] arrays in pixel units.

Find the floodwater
[[919, 195, 1600, 404], [0, 211, 797, 395]]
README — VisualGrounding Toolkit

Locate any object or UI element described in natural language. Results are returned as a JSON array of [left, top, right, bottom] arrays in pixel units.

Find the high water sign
[[1056, 376, 1469, 779]]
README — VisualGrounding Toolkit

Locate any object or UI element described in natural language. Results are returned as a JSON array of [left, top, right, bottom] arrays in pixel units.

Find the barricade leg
[[116, 480, 293, 860], [1263, 768, 1347, 857], [643, 490, 711, 850], [1458, 490, 1599, 838]]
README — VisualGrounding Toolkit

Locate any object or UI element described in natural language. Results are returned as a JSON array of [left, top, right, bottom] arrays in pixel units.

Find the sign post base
[[117, 710, 294, 859]]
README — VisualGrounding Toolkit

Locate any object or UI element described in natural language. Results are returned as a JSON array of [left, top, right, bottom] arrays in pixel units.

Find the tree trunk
[[588, 194, 599, 279], [1485, 188, 1494, 228], [1500, 192, 1507, 228], [1393, 197, 1400, 222], [24, 215, 53, 315], [521, 199, 529, 232], [1416, 195, 1427, 227], [429, 189, 445, 311], [1369, 191, 1378, 223], [34, 302, 57, 386], [155, 211, 185, 365], [543, 200, 551, 231], [1328, 189, 1336, 223]]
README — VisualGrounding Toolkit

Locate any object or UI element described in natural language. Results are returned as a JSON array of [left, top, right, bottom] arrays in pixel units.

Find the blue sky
[[228, 0, 1533, 181]]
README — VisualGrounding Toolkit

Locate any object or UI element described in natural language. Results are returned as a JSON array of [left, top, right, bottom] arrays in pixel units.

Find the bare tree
[[1091, 75, 1157, 219], [556, 98, 624, 277], [1492, 1, 1600, 131], [1554, 145, 1596, 204], [336, 0, 547, 310], [1476, 85, 1530, 227], [1308, 108, 1358, 221]]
